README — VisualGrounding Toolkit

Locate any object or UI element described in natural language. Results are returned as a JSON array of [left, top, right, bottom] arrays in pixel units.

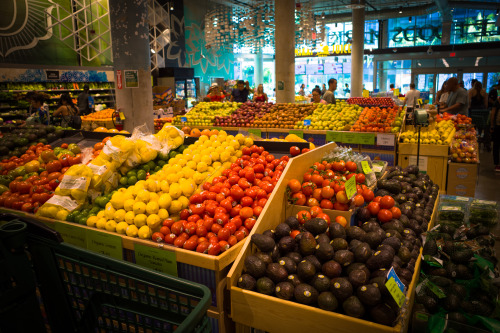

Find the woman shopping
[[53, 93, 80, 128], [253, 84, 268, 103], [206, 84, 225, 102]]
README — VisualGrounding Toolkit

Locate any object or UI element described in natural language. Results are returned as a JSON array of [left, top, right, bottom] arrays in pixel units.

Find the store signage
[[377, 133, 395, 147], [46, 70, 60, 80], [116, 70, 123, 89], [248, 128, 262, 137], [124, 70, 139, 88], [289, 130, 303, 138], [345, 176, 357, 199], [326, 131, 342, 143], [54, 222, 86, 249], [86, 229, 123, 260], [390, 24, 441, 43], [295, 44, 351, 57], [134, 243, 178, 276]]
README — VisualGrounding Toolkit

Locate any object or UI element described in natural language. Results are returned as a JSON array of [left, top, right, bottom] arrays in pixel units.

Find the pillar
[[109, 0, 153, 132], [275, 0, 295, 103], [254, 49, 264, 86], [351, 6, 365, 97]]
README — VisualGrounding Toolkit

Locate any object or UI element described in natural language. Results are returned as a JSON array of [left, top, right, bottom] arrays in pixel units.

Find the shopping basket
[[0, 213, 211, 333]]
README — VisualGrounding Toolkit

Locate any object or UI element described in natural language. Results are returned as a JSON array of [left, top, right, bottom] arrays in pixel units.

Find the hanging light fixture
[[399, 7, 403, 14], [170, 2, 174, 11], [409, 16, 412, 23]]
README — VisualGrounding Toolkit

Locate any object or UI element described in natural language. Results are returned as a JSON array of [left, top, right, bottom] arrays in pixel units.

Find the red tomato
[[373, 196, 382, 203], [335, 191, 349, 204], [316, 213, 331, 225], [297, 210, 311, 224], [290, 146, 301, 157], [214, 213, 229, 225], [301, 148, 310, 154], [301, 182, 316, 196], [21, 202, 33, 213], [185, 222, 197, 235], [353, 194, 365, 207], [152, 232, 165, 243], [362, 189, 374, 202], [355, 173, 366, 184], [390, 207, 402, 219], [335, 216, 348, 228], [17, 181, 32, 194], [291, 192, 306, 206], [311, 174, 324, 187], [46, 160, 62, 173], [228, 235, 238, 247], [234, 230, 246, 242], [321, 186, 335, 199], [241, 196, 253, 207], [320, 199, 334, 210], [183, 237, 198, 251], [171, 221, 184, 235], [380, 195, 395, 209], [230, 186, 245, 201], [377, 209, 393, 223], [287, 179, 302, 193], [310, 206, 323, 217], [218, 228, 231, 241], [333, 202, 349, 211], [312, 188, 323, 201], [196, 242, 210, 253], [160, 226, 171, 235], [239, 207, 254, 219], [345, 161, 357, 172], [307, 197, 319, 207], [244, 218, 256, 230], [207, 242, 221, 255], [367, 202, 381, 216]]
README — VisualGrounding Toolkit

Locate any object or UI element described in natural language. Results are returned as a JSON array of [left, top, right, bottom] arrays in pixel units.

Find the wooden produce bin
[[446, 161, 478, 197], [227, 143, 438, 333]]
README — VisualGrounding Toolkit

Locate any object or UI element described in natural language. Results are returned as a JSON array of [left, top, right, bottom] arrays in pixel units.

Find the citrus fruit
[[116, 222, 129, 234], [113, 209, 126, 222], [146, 201, 160, 215], [86, 216, 99, 227], [146, 214, 161, 229], [126, 225, 139, 237], [124, 198, 135, 211], [96, 218, 107, 229], [124, 211, 135, 224], [158, 208, 169, 220], [136, 189, 150, 203], [105, 220, 117, 232], [169, 200, 182, 214], [158, 193, 172, 209], [134, 214, 147, 227], [133, 201, 147, 214]]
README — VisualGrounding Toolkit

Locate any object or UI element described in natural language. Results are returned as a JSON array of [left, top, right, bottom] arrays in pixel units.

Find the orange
[[201, 129, 211, 137], [210, 129, 219, 136], [181, 126, 191, 135], [335, 215, 348, 228], [190, 128, 201, 137]]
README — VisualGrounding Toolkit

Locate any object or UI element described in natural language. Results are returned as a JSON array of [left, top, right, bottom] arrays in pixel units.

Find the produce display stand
[[81, 119, 115, 131], [227, 143, 439, 333], [446, 161, 479, 197], [0, 213, 212, 333]]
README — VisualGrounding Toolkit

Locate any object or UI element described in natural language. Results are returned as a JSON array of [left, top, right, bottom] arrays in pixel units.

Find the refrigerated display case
[[158, 67, 196, 108]]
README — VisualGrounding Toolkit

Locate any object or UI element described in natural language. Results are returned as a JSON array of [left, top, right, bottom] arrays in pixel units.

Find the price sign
[[362, 90, 369, 98], [248, 128, 262, 137], [86, 229, 123, 260], [326, 131, 342, 143], [55, 222, 86, 249], [341, 132, 357, 144], [358, 133, 375, 145], [289, 130, 303, 139], [386, 277, 406, 307], [303, 119, 311, 126], [134, 243, 178, 276], [361, 161, 372, 174], [377, 133, 395, 146], [345, 176, 357, 199], [181, 117, 187, 123], [119, 112, 126, 120]]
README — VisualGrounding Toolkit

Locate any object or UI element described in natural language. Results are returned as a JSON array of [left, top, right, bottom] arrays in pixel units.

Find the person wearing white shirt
[[403, 83, 420, 123]]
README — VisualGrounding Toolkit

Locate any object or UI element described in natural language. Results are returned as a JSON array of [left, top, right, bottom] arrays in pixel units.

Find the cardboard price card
[[345, 176, 357, 199], [341, 132, 358, 144], [248, 128, 262, 138], [86, 229, 123, 260], [326, 131, 342, 143], [361, 161, 372, 174], [289, 130, 303, 139], [134, 243, 178, 276], [55, 222, 86, 249]]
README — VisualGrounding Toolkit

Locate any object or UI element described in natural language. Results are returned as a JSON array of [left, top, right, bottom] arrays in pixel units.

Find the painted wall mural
[[0, 68, 114, 82]]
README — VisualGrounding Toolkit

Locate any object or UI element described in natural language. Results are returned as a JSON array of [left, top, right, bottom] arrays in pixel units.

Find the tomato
[[218, 228, 231, 241], [335, 191, 349, 204], [39, 193, 51, 204], [321, 186, 335, 199], [290, 146, 301, 157], [230, 186, 245, 201], [48, 179, 59, 190], [301, 148, 310, 154], [244, 218, 256, 230], [345, 161, 357, 172], [163, 218, 176, 228], [241, 196, 253, 207], [312, 188, 323, 201], [21, 202, 33, 213], [311, 174, 324, 187], [196, 242, 210, 253], [61, 143, 69, 149], [46, 160, 62, 173], [17, 181, 32, 194], [260, 181, 274, 193], [390, 207, 401, 219], [377, 209, 393, 223], [373, 196, 382, 203], [239, 207, 254, 219], [361, 189, 374, 202], [316, 213, 331, 225], [353, 194, 365, 207], [367, 202, 381, 216], [12, 201, 24, 210], [320, 199, 334, 210], [214, 213, 229, 225], [380, 195, 395, 209], [183, 237, 198, 250], [171, 221, 184, 235], [297, 210, 311, 224], [310, 206, 323, 217], [9, 181, 18, 192], [208, 242, 221, 255], [234, 230, 246, 242], [306, 197, 319, 207], [287, 179, 302, 193], [301, 182, 316, 196], [228, 235, 238, 247], [335, 216, 348, 228], [355, 173, 366, 184], [225, 222, 237, 234], [185, 222, 197, 235], [151, 232, 164, 243], [230, 205, 242, 218], [291, 192, 306, 205]]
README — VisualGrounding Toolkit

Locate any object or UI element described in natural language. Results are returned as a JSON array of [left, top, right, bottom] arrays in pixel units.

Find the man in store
[[77, 84, 93, 115], [441, 77, 469, 115], [344, 83, 350, 95], [402, 83, 420, 119], [322, 78, 337, 104], [389, 84, 395, 92], [488, 81, 499, 108], [230, 80, 249, 103]]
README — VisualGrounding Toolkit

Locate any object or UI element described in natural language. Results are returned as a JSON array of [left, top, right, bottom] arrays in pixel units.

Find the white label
[[88, 163, 108, 176], [441, 206, 461, 211], [408, 156, 428, 172], [102, 143, 121, 160], [59, 175, 88, 191], [88, 189, 100, 201], [455, 196, 469, 202], [473, 199, 497, 206], [46, 195, 79, 211], [372, 165, 383, 172], [377, 133, 395, 146]]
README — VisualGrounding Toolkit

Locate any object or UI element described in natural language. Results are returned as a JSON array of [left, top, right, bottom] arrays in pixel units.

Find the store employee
[[230, 80, 249, 103], [441, 77, 468, 115]]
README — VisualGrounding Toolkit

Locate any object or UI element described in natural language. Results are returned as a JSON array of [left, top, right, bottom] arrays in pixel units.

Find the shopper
[[230, 80, 249, 102], [402, 83, 420, 112], [77, 84, 93, 115], [253, 84, 268, 103], [311, 88, 326, 104], [389, 84, 395, 91], [468, 81, 488, 110], [53, 93, 79, 127], [245, 81, 254, 95], [322, 78, 337, 104], [298, 84, 306, 96], [459, 81, 465, 89], [490, 98, 500, 171], [28, 93, 49, 125], [344, 83, 350, 95], [441, 77, 468, 115], [468, 79, 478, 93], [321, 84, 326, 96], [436, 81, 449, 107], [206, 84, 225, 102], [488, 82, 499, 108]]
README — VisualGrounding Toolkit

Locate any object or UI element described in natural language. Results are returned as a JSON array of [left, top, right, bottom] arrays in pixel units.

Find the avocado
[[363, 231, 384, 249], [299, 232, 317, 256], [256, 277, 275, 295], [349, 269, 370, 288], [347, 226, 366, 241], [334, 250, 354, 266], [278, 236, 295, 255], [377, 244, 396, 257], [343, 296, 365, 318], [421, 295, 439, 313], [448, 283, 467, 298], [275, 281, 295, 300], [429, 276, 453, 287], [330, 277, 353, 301], [451, 248, 473, 264], [294, 283, 318, 305], [321, 260, 342, 279], [349, 239, 363, 251], [443, 294, 461, 312], [255, 252, 273, 266], [285, 251, 302, 264], [366, 250, 394, 270], [285, 216, 300, 230], [316, 233, 330, 245], [353, 243, 372, 263], [274, 223, 291, 239], [447, 312, 468, 328], [278, 257, 297, 274], [304, 255, 322, 271], [361, 221, 381, 233], [357, 207, 372, 223], [382, 236, 402, 251], [315, 243, 334, 262], [376, 179, 402, 194], [381, 220, 404, 234], [244, 255, 267, 278], [428, 268, 447, 277], [304, 218, 329, 235], [251, 234, 275, 252], [263, 229, 275, 240], [318, 291, 338, 311], [297, 260, 316, 282], [266, 263, 289, 283], [329, 222, 346, 239], [397, 246, 411, 264], [357, 284, 381, 306], [287, 274, 302, 287], [237, 274, 256, 290], [310, 274, 331, 293], [370, 303, 396, 326], [271, 245, 281, 262], [456, 264, 473, 279], [331, 238, 348, 251], [399, 268, 413, 282], [369, 276, 389, 297]]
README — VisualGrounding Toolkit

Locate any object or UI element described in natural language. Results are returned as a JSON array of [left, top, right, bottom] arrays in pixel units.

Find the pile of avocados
[[0, 125, 63, 159], [414, 221, 498, 330]]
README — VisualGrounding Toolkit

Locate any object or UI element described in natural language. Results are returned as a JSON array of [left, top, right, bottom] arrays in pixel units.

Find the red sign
[[116, 70, 122, 89]]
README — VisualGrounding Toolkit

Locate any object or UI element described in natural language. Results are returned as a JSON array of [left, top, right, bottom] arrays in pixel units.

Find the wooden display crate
[[446, 161, 478, 197]]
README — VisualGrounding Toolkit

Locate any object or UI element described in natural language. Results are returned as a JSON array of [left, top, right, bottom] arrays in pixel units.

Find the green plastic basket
[[1, 214, 211, 333]]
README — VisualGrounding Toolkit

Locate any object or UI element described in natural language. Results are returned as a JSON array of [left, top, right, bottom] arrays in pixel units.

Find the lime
[[169, 151, 178, 159], [127, 176, 138, 185], [141, 164, 151, 172], [126, 170, 137, 178], [90, 206, 101, 214], [147, 161, 156, 170], [157, 160, 166, 167], [154, 166, 161, 172], [158, 152, 169, 161], [95, 196, 109, 208], [66, 211, 78, 222], [178, 145, 186, 153], [80, 209, 90, 216], [119, 176, 128, 186], [137, 170, 147, 180], [76, 215, 87, 225]]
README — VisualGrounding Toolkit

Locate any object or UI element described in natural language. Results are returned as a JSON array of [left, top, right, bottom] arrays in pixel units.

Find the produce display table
[[446, 161, 479, 197]]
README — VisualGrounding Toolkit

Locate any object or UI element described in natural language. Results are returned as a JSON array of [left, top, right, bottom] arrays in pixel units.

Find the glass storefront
[[451, 9, 500, 44], [377, 60, 412, 93], [325, 21, 379, 50], [387, 13, 442, 47]]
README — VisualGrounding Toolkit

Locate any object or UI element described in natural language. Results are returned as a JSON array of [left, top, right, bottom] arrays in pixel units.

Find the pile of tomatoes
[[363, 195, 401, 224], [436, 113, 472, 127], [150, 145, 289, 255], [287, 160, 374, 212], [295, 206, 349, 229]]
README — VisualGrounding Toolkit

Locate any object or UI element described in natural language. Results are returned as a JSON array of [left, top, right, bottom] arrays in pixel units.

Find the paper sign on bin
[[55, 222, 86, 249], [86, 229, 123, 260], [134, 243, 178, 276], [248, 128, 262, 137], [289, 130, 303, 139], [326, 131, 342, 143]]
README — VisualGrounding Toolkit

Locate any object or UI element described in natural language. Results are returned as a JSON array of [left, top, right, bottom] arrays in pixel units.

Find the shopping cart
[[0, 213, 211, 333]]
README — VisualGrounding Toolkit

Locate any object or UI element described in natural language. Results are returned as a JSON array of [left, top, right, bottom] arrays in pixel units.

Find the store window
[[463, 73, 484, 90], [388, 13, 442, 47], [325, 21, 379, 50], [377, 60, 412, 93], [487, 73, 500, 91], [451, 9, 500, 44]]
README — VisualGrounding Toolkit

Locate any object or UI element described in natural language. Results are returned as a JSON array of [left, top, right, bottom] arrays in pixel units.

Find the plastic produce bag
[[122, 124, 161, 171], [36, 195, 81, 220], [88, 156, 116, 192], [54, 164, 93, 202], [155, 125, 185, 155], [99, 135, 135, 165]]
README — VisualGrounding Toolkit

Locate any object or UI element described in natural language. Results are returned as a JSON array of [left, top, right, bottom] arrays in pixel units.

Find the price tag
[[377, 133, 395, 146], [181, 117, 187, 123], [362, 90, 369, 98], [341, 132, 357, 144], [358, 133, 375, 145], [86, 229, 123, 260], [361, 161, 372, 174], [326, 131, 342, 143], [119, 112, 126, 120], [386, 277, 406, 307], [393, 88, 400, 96], [345, 176, 357, 199], [387, 267, 405, 292], [303, 119, 311, 126], [248, 128, 262, 138], [134, 243, 178, 276], [289, 130, 303, 139], [55, 222, 86, 249]]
